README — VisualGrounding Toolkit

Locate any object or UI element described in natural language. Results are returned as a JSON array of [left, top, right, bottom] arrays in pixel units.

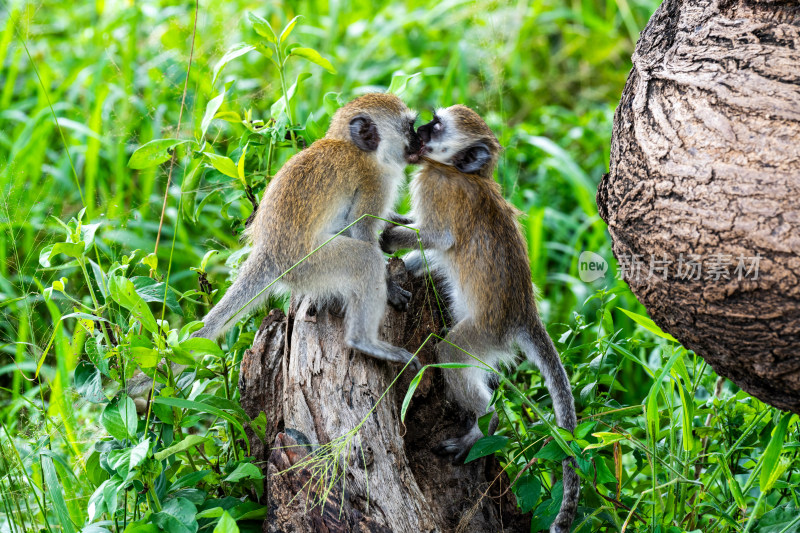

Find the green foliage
[[1, 1, 799, 532]]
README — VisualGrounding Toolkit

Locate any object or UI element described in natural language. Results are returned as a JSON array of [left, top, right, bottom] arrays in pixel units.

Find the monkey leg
[[432, 320, 498, 462], [297, 237, 419, 370]]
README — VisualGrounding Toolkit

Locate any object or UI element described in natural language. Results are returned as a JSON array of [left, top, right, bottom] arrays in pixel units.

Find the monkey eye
[[433, 122, 443, 133]]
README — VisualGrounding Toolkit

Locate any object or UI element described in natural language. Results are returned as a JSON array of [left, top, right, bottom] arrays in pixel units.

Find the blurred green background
[[2, 1, 799, 532]]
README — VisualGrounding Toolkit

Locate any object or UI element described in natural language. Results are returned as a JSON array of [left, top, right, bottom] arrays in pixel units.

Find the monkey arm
[[380, 226, 453, 254], [388, 212, 414, 225]]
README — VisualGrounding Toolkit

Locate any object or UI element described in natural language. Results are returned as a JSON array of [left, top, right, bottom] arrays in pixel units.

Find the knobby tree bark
[[597, 0, 800, 411], [238, 259, 530, 532]]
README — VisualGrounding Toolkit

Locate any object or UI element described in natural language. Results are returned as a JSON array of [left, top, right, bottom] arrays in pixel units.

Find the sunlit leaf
[[288, 47, 336, 73]]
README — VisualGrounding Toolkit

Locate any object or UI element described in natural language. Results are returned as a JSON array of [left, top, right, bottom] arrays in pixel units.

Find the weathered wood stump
[[597, 0, 800, 411], [239, 259, 530, 532]]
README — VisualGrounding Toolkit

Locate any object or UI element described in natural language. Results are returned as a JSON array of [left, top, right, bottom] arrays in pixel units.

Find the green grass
[[1, 0, 799, 532]]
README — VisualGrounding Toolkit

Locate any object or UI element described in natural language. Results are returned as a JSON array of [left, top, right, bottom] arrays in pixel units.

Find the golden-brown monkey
[[380, 105, 578, 533], [128, 94, 422, 405]]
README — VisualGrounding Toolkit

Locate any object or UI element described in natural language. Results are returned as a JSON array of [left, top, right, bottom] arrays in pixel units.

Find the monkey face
[[417, 105, 500, 175], [333, 93, 422, 167]]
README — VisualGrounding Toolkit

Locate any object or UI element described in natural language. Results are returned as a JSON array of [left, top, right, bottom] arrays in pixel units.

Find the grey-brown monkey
[[380, 105, 579, 533], [128, 93, 422, 404]]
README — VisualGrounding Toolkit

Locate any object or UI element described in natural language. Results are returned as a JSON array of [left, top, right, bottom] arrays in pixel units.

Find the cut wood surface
[[598, 0, 800, 412], [239, 259, 530, 532]]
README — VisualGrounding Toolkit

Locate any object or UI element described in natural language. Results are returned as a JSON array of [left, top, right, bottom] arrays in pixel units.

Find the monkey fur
[[380, 105, 579, 533], [127, 93, 423, 406]]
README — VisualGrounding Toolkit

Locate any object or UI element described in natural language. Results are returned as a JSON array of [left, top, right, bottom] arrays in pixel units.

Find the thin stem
[[154, 0, 199, 255]]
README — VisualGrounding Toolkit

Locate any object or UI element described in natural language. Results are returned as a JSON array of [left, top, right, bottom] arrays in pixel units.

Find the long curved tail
[[518, 328, 579, 533], [193, 247, 278, 340]]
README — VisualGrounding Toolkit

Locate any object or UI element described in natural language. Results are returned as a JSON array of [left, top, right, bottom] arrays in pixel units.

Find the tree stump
[[239, 259, 530, 532], [597, 0, 800, 411]]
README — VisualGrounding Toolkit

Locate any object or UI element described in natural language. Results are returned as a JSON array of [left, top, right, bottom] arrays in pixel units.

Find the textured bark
[[239, 258, 530, 532], [597, 0, 800, 411]]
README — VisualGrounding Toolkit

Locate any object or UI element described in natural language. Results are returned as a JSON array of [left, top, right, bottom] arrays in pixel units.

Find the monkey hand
[[380, 225, 416, 254], [387, 280, 412, 312]]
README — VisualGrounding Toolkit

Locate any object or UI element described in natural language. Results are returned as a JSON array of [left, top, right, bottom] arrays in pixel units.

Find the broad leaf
[[289, 47, 336, 73], [108, 276, 158, 333], [464, 435, 509, 463], [388, 72, 421, 95], [128, 139, 194, 170], [212, 44, 255, 86], [74, 360, 106, 403], [248, 13, 276, 42]]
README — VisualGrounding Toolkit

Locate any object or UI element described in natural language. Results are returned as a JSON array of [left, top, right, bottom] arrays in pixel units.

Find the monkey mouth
[[406, 143, 430, 164]]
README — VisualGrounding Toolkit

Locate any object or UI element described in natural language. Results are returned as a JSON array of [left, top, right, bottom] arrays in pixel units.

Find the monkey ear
[[349, 116, 381, 152], [453, 143, 491, 174]]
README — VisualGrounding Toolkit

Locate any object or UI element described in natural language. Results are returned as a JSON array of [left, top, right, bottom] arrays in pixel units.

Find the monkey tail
[[517, 329, 579, 533], [193, 247, 278, 340]]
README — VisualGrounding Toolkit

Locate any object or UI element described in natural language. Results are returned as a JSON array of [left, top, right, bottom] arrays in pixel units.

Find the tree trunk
[[239, 258, 530, 532], [597, 0, 800, 411]]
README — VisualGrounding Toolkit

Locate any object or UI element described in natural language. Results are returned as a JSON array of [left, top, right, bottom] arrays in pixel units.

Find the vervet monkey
[[128, 93, 423, 405], [380, 105, 578, 533]]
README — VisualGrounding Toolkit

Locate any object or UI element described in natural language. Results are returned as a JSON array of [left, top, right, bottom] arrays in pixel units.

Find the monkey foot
[[387, 280, 412, 312]]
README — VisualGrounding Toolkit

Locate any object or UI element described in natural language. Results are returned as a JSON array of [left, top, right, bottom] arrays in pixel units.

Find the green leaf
[[153, 397, 248, 454], [41, 455, 77, 533], [152, 498, 198, 533], [400, 362, 473, 423], [169, 470, 211, 492], [214, 511, 240, 533], [464, 435, 509, 463], [279, 15, 302, 43], [593, 455, 618, 486], [304, 110, 328, 142], [675, 379, 694, 451], [322, 92, 341, 117], [761, 412, 792, 493], [288, 47, 336, 74], [88, 478, 112, 521], [514, 476, 541, 513], [128, 139, 193, 170], [50, 242, 85, 260], [177, 337, 224, 358], [619, 308, 678, 343], [237, 143, 248, 183], [108, 275, 158, 333], [101, 395, 138, 441], [534, 440, 568, 462], [224, 462, 264, 483], [39, 244, 55, 267], [84, 336, 111, 376], [155, 435, 210, 461], [203, 152, 240, 181], [141, 252, 157, 272], [250, 411, 267, 444], [212, 44, 255, 86], [80, 222, 101, 251], [129, 438, 150, 470], [585, 431, 626, 450], [123, 521, 160, 533], [645, 346, 682, 442], [755, 504, 800, 533], [180, 162, 204, 224], [388, 72, 421, 95], [248, 13, 276, 42], [715, 454, 746, 512], [74, 360, 106, 403], [131, 276, 183, 316], [200, 250, 218, 271], [200, 89, 226, 140]]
